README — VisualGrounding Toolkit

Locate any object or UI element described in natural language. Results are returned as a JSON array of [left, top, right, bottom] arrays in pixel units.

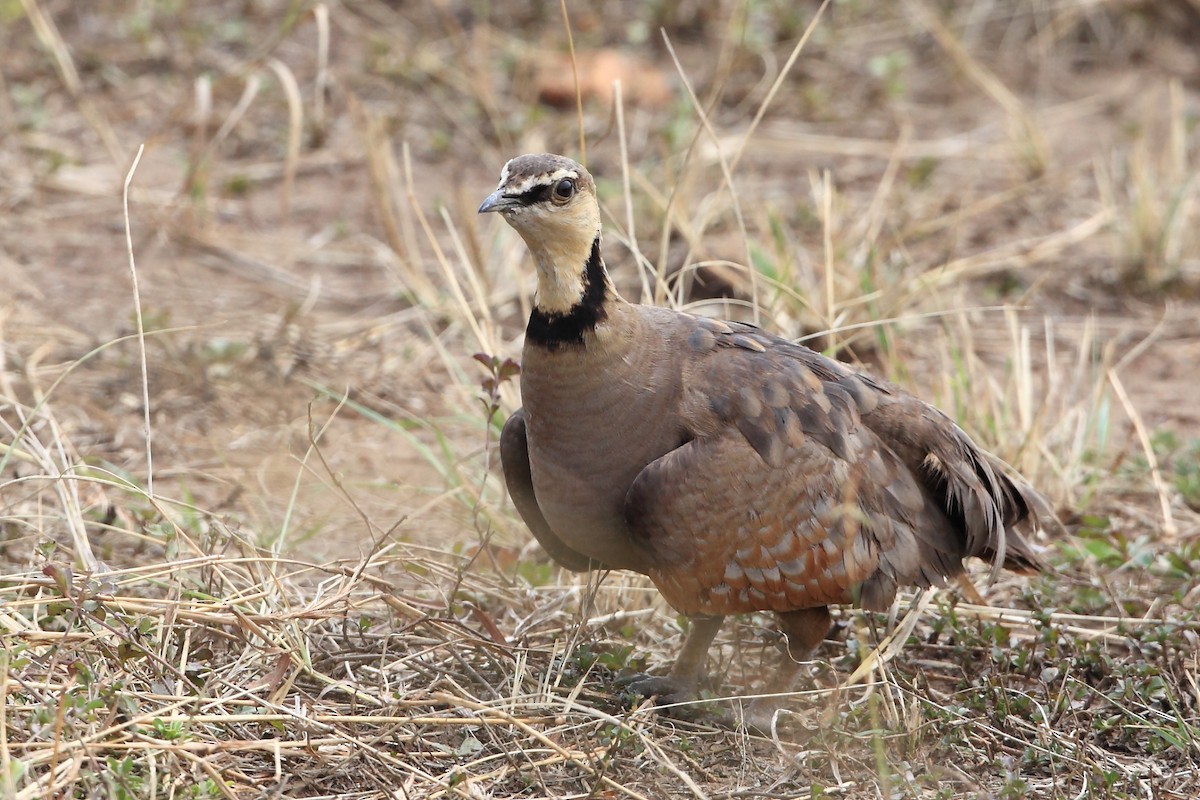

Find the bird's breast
[[520, 341, 682, 571]]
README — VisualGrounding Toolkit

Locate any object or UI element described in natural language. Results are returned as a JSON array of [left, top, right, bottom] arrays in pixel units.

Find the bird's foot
[[616, 673, 696, 705], [736, 697, 786, 736], [615, 673, 729, 724]]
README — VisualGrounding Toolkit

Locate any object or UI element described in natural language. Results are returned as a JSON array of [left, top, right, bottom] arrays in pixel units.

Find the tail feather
[[917, 425, 1053, 580], [853, 373, 1061, 582]]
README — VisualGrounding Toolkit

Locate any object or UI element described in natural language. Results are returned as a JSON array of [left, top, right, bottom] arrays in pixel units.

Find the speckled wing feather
[[625, 315, 1044, 616]]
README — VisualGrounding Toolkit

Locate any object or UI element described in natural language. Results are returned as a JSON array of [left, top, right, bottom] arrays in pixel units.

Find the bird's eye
[[552, 178, 575, 203]]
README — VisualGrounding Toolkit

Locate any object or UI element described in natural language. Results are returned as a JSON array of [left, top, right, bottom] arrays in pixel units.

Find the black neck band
[[526, 237, 609, 349]]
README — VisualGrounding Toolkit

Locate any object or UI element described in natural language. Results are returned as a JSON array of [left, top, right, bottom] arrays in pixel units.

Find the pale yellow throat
[[510, 199, 602, 315], [526, 242, 588, 313]]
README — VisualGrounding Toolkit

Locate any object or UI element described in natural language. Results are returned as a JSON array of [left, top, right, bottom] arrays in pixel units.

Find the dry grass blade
[[312, 3, 331, 145], [123, 144, 151, 501], [612, 80, 654, 306], [265, 58, 303, 221], [559, 0, 586, 164], [926, 209, 1112, 285], [403, 143, 492, 354], [661, 32, 758, 322], [726, 0, 833, 176], [842, 590, 935, 688], [1109, 369, 1179, 540], [904, 0, 1050, 174], [18, 0, 123, 165]]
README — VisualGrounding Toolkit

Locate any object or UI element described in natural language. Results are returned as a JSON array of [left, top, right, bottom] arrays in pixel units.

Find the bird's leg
[[741, 606, 832, 733], [619, 615, 724, 714], [668, 614, 725, 685]]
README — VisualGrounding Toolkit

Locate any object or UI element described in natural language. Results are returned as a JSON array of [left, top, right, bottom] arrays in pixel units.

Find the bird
[[479, 152, 1058, 729]]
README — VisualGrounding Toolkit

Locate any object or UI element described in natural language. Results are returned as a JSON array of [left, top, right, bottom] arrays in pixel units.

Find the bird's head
[[479, 153, 604, 314]]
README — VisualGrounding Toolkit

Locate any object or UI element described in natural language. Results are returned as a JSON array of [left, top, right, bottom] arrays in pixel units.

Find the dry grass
[[3, 0, 1200, 797]]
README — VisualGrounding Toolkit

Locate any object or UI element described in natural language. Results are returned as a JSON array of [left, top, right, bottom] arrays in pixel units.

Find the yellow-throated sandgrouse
[[479, 153, 1058, 729]]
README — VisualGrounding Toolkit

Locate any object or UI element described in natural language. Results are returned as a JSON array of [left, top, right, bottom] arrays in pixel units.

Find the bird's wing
[[501, 409, 596, 572], [625, 319, 1047, 616], [628, 426, 946, 615], [720, 323, 1055, 572]]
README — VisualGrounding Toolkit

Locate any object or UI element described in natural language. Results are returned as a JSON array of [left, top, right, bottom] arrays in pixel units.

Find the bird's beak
[[478, 190, 519, 215]]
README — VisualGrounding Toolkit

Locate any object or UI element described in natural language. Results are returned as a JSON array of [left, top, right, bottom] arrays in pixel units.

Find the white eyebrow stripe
[[503, 167, 579, 195], [495, 161, 511, 191]]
